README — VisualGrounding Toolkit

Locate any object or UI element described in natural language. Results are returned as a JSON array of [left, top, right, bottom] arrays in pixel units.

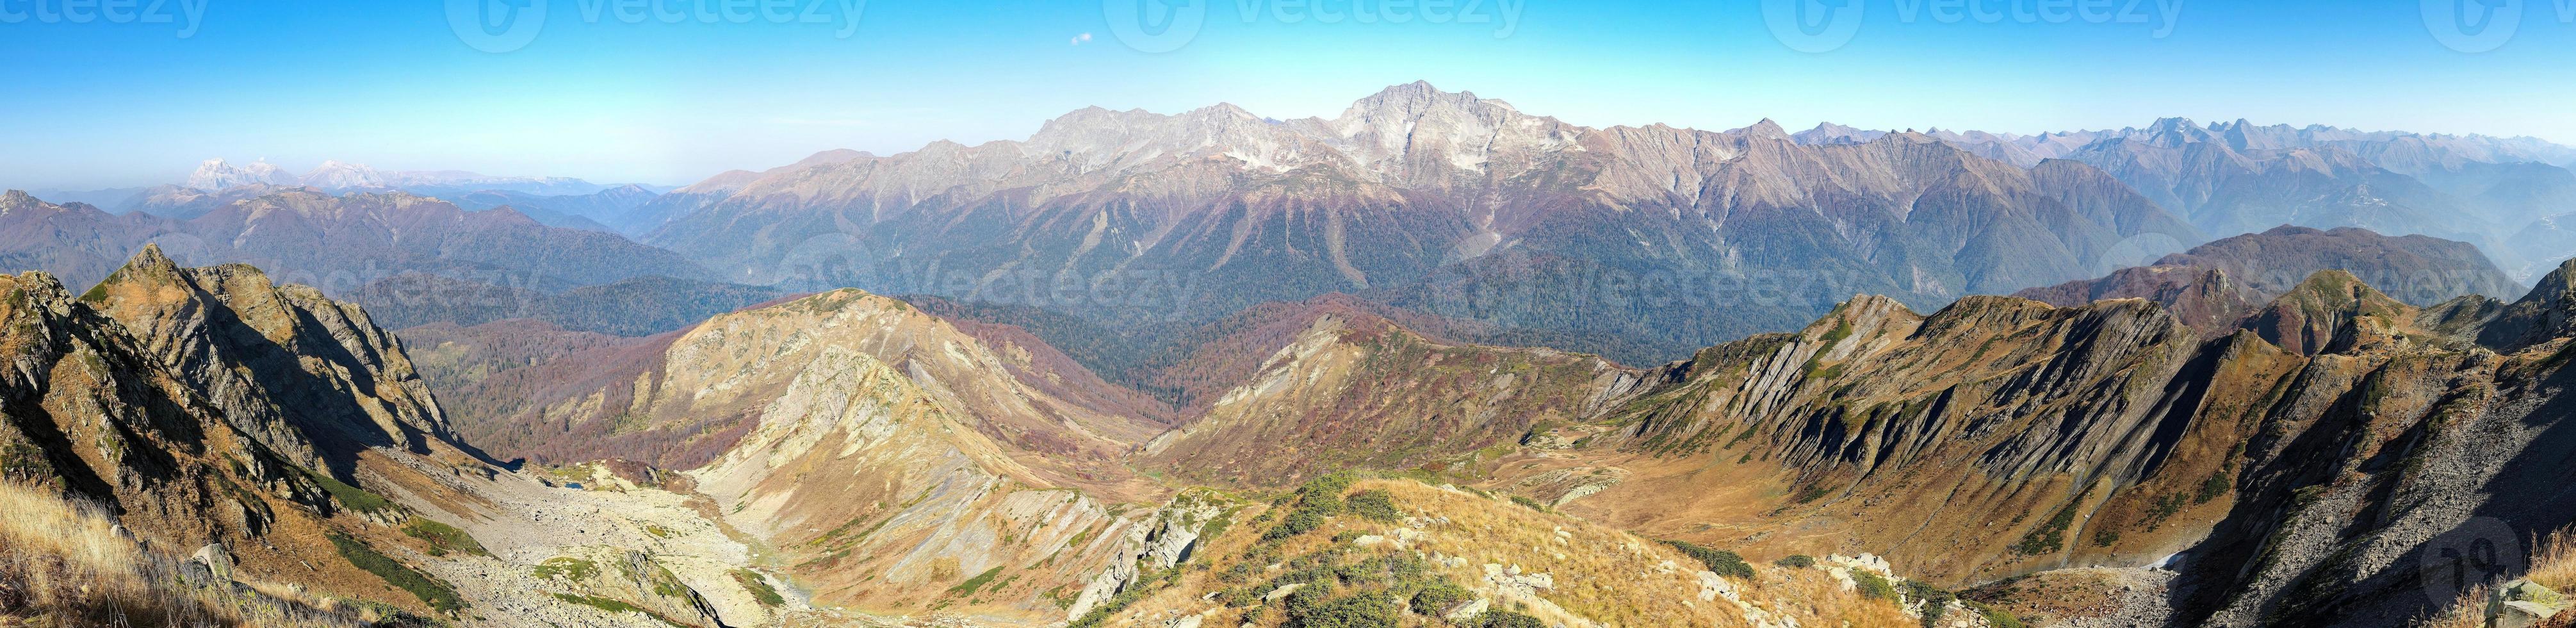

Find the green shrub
[[1852, 570, 1897, 601], [946, 566, 1004, 597], [1294, 474, 1356, 504], [2013, 502, 2082, 556], [304, 468, 398, 515], [1409, 581, 1471, 614], [1969, 601, 2026, 628], [1901, 580, 1954, 627], [328, 533, 463, 613], [1773, 554, 1816, 569], [1289, 594, 1399, 628], [1475, 611, 1547, 628], [2196, 468, 2233, 504], [533, 556, 598, 581], [733, 569, 785, 607], [1508, 495, 1548, 511], [1266, 510, 1329, 541], [1344, 490, 1401, 523], [401, 518, 490, 558], [1280, 583, 1333, 618], [550, 593, 644, 615], [1664, 540, 1755, 579]]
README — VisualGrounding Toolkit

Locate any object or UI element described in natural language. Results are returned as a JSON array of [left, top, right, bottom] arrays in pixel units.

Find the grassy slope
[[1088, 477, 1923, 628], [0, 481, 380, 627]]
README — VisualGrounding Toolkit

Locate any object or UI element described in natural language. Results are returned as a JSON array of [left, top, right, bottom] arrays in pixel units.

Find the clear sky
[[4, 0, 2573, 189]]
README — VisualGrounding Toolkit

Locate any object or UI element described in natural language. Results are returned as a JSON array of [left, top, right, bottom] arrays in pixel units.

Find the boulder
[[2497, 600, 2559, 628], [1697, 570, 1739, 602], [2491, 579, 2570, 628], [1262, 583, 1307, 602], [1442, 598, 1490, 621], [189, 543, 234, 581]]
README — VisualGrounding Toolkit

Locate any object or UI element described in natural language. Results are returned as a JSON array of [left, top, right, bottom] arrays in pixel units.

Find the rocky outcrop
[[82, 245, 476, 481], [0, 265, 459, 615], [1436, 252, 2576, 628], [1063, 497, 1225, 620], [2479, 258, 2576, 352], [2237, 270, 2420, 356]]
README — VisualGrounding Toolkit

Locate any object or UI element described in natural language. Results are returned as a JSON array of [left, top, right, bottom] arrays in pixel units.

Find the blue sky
[[4, 0, 2573, 189]]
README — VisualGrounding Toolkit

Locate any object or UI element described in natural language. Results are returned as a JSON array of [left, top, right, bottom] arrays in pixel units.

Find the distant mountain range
[[1800, 117, 2576, 279], [186, 158, 633, 197], [10, 82, 2573, 372], [444, 184, 665, 235], [26, 159, 671, 230], [628, 82, 2206, 366], [0, 189, 705, 292]]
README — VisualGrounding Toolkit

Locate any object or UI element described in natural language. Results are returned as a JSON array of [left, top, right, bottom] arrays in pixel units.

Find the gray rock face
[[190, 543, 234, 581], [1570, 261, 2576, 628], [1065, 499, 1224, 620], [83, 245, 476, 499]]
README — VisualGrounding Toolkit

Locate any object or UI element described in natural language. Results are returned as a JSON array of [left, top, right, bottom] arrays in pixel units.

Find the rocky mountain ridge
[[639, 82, 2203, 368]]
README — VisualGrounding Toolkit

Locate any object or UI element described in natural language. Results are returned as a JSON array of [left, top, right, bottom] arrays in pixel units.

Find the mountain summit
[[637, 83, 2203, 365]]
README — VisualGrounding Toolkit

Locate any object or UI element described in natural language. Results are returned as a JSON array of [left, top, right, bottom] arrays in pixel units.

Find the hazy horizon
[[8, 0, 2576, 189]]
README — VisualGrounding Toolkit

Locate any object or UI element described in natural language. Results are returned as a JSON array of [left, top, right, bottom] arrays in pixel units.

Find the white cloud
[[1071, 32, 1093, 45]]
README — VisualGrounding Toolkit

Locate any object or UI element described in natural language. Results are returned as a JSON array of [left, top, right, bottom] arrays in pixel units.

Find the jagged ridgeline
[[17, 242, 2576, 628], [1469, 260, 2576, 627], [12, 247, 1943, 628], [1, 247, 813, 626], [1, 245, 490, 623]]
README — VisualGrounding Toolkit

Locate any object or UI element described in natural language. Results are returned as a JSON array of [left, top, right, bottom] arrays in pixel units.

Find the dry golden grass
[[2414, 583, 2490, 628], [2413, 524, 2576, 628], [1106, 478, 1918, 627], [0, 481, 370, 627], [2531, 525, 2576, 593]]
